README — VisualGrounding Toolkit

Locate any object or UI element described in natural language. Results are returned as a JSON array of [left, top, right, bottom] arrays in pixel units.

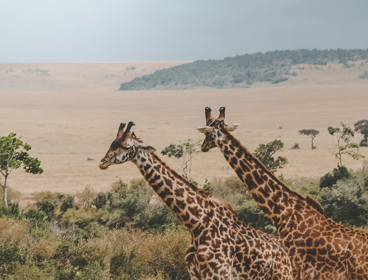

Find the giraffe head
[[99, 121, 156, 170], [197, 107, 239, 152]]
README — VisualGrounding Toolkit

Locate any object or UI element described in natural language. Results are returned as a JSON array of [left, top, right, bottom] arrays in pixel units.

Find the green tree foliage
[[328, 123, 365, 166], [319, 166, 352, 189], [119, 49, 368, 90], [0, 133, 43, 206], [354, 119, 368, 147], [161, 139, 201, 180], [253, 140, 288, 173], [298, 129, 320, 149]]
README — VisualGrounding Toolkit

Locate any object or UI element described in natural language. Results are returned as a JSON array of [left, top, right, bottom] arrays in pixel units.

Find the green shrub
[[0, 203, 21, 219], [60, 195, 74, 212], [55, 267, 76, 280], [319, 165, 352, 189], [76, 261, 106, 280], [0, 240, 27, 277], [319, 179, 368, 227], [110, 250, 136, 278], [11, 262, 43, 279], [93, 193, 107, 209]]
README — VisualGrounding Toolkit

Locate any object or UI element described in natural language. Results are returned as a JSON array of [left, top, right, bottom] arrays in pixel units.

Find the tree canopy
[[161, 139, 201, 180], [253, 140, 288, 173], [354, 119, 368, 146], [328, 124, 365, 166], [298, 129, 320, 149], [0, 133, 43, 206]]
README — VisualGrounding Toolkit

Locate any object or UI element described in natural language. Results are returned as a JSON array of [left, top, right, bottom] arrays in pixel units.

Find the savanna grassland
[[0, 59, 368, 279], [0, 61, 368, 200]]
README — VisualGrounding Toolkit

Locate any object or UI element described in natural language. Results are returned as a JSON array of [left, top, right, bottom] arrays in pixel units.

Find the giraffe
[[197, 107, 368, 280], [100, 121, 293, 280]]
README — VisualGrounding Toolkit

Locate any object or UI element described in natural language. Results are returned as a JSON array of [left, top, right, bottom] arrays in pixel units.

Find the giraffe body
[[100, 122, 293, 280], [197, 107, 368, 279]]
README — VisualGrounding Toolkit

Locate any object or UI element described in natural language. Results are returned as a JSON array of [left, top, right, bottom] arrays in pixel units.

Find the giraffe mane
[[305, 196, 325, 215]]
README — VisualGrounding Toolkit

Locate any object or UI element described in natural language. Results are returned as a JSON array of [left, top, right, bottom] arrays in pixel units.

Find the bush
[[319, 166, 352, 189], [110, 250, 135, 278], [133, 229, 191, 280], [60, 195, 74, 212], [291, 143, 300, 149], [360, 140, 368, 147], [93, 193, 107, 209], [319, 179, 368, 227], [0, 240, 27, 276], [76, 262, 107, 280], [55, 267, 76, 280], [76, 187, 97, 209], [0, 203, 21, 219], [34, 191, 71, 220]]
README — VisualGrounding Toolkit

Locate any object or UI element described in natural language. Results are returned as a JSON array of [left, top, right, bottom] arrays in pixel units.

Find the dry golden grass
[[0, 62, 367, 205], [0, 217, 29, 245]]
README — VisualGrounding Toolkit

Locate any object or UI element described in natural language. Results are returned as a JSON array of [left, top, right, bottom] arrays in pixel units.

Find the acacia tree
[[328, 123, 365, 166], [354, 119, 368, 147], [161, 139, 201, 180], [0, 133, 43, 206], [253, 140, 288, 173], [298, 129, 319, 149]]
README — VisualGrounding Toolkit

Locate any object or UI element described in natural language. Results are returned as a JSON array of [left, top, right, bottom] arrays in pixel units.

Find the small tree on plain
[[354, 119, 368, 147], [253, 140, 288, 173], [0, 133, 43, 206], [328, 123, 365, 166], [298, 129, 319, 149], [161, 139, 201, 180]]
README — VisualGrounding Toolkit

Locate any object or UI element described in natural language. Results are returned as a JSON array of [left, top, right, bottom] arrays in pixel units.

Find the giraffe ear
[[226, 123, 239, 132], [197, 126, 214, 133], [137, 143, 156, 153]]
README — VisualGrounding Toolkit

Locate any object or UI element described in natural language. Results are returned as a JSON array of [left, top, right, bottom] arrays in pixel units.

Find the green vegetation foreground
[[1, 164, 368, 279]]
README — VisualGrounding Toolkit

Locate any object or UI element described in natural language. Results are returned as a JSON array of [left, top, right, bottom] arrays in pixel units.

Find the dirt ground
[[0, 62, 367, 205]]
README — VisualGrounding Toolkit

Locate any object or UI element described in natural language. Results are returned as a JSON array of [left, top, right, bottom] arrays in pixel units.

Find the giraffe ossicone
[[197, 106, 368, 280], [100, 121, 293, 280]]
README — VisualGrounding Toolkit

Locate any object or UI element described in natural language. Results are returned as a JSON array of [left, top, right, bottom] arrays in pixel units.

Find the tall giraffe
[[100, 121, 293, 280], [197, 107, 368, 280]]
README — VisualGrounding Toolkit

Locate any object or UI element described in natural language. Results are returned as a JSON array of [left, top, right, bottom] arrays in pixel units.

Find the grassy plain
[[0, 62, 368, 204]]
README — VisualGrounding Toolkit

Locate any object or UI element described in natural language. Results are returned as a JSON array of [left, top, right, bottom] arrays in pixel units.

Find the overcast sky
[[1, 0, 367, 62]]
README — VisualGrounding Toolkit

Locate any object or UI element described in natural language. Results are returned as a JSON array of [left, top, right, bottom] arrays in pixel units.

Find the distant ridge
[[119, 49, 368, 90]]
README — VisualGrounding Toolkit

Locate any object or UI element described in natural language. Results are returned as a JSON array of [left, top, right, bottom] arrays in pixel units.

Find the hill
[[119, 49, 368, 90], [0, 61, 186, 91]]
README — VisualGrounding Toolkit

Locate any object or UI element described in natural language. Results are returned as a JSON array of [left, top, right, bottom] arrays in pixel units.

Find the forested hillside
[[119, 49, 368, 90]]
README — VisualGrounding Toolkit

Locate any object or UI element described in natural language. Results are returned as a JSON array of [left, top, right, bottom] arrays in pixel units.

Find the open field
[[0, 62, 368, 205]]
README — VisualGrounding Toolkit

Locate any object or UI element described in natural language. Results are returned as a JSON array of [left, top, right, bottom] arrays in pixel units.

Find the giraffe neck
[[132, 151, 209, 235], [216, 129, 307, 229]]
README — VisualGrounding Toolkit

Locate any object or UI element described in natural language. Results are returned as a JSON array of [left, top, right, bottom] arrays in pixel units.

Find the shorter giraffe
[[197, 107, 368, 279], [100, 121, 293, 280]]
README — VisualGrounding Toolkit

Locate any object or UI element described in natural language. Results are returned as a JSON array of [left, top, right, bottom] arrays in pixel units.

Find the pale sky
[[1, 0, 367, 62]]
